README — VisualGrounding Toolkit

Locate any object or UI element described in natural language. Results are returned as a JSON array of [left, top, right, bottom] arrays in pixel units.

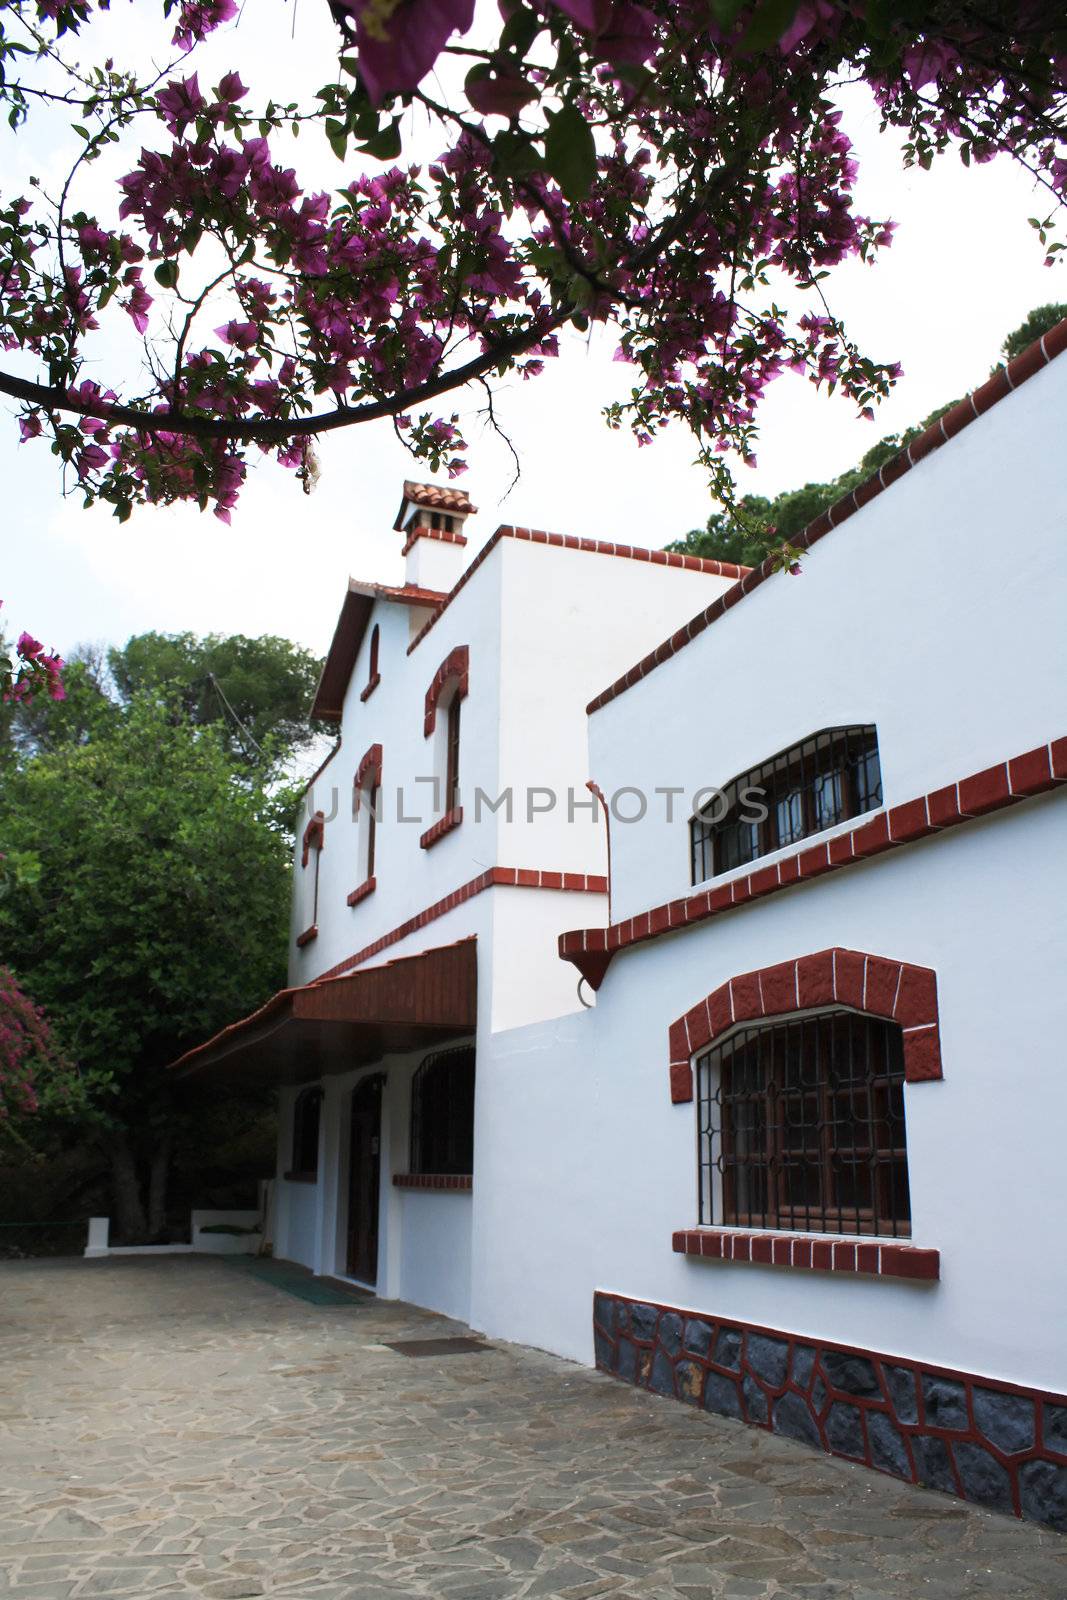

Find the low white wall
[[471, 797, 1067, 1392], [397, 1190, 473, 1322], [191, 1210, 262, 1255]]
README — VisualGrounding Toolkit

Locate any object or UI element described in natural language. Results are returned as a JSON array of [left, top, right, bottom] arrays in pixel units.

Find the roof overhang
[[311, 579, 445, 722], [169, 939, 476, 1084]]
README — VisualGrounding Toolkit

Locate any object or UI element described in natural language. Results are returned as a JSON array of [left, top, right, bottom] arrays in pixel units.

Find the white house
[[175, 319, 1067, 1531]]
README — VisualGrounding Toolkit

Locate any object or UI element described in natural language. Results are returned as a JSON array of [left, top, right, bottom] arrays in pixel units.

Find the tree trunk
[[147, 1130, 173, 1240], [107, 1133, 148, 1243]]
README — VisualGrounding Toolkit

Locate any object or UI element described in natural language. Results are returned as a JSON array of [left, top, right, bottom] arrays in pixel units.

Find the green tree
[[1000, 304, 1067, 362], [0, 693, 290, 1240]]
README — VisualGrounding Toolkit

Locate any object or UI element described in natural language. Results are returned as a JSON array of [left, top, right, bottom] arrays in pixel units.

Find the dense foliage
[[0, 0, 1063, 548], [0, 681, 292, 1239], [0, 965, 71, 1131]]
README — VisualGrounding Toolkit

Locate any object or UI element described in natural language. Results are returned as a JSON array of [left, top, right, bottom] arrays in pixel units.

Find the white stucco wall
[[396, 1191, 473, 1322], [587, 351, 1067, 923], [471, 798, 1067, 1390]]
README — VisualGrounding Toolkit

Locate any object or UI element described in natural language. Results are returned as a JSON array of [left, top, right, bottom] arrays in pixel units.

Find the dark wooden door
[[347, 1074, 383, 1283]]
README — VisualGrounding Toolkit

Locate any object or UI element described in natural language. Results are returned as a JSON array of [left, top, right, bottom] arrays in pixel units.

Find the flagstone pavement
[[1, 1256, 1064, 1600]]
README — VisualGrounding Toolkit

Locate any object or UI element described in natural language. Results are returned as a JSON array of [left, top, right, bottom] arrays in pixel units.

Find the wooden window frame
[[445, 694, 461, 813]]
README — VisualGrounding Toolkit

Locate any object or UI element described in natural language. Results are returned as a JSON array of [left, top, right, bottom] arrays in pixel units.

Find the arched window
[[410, 1047, 475, 1175], [690, 726, 882, 883], [696, 1012, 910, 1237], [348, 744, 382, 906], [289, 1086, 323, 1180], [421, 646, 469, 849]]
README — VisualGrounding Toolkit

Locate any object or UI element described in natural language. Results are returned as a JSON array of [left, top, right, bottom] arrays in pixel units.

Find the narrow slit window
[[445, 695, 461, 812]]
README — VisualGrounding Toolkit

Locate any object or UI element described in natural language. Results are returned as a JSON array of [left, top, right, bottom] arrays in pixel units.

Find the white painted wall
[[587, 352, 1067, 923], [397, 1191, 473, 1321], [472, 798, 1067, 1391]]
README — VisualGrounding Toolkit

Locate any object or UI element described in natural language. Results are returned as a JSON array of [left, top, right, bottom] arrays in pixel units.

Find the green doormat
[[220, 1255, 369, 1306]]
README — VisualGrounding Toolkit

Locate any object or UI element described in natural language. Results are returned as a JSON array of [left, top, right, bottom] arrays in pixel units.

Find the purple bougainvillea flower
[[337, 0, 476, 104]]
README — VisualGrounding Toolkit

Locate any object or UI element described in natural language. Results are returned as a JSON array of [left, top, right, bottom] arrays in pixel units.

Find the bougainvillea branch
[[0, 0, 1063, 529], [1, 603, 65, 704]]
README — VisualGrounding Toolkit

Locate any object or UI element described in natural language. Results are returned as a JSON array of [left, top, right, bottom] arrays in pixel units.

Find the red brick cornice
[[560, 738, 1066, 990], [424, 645, 469, 736], [301, 810, 325, 869], [587, 318, 1067, 715], [316, 866, 609, 981], [401, 524, 468, 557], [667, 947, 941, 1106]]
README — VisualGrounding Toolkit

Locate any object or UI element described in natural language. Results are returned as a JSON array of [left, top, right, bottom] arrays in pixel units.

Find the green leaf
[[543, 103, 597, 203], [153, 260, 178, 289], [358, 118, 402, 160], [739, 0, 799, 53], [709, 0, 746, 25]]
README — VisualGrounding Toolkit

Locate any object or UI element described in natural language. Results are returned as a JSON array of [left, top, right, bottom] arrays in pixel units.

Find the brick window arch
[[348, 743, 382, 908], [424, 644, 469, 735], [421, 646, 468, 850], [668, 948, 941, 1106]]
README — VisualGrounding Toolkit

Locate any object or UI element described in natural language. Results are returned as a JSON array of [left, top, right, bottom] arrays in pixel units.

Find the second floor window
[[690, 726, 882, 883], [696, 1012, 911, 1237]]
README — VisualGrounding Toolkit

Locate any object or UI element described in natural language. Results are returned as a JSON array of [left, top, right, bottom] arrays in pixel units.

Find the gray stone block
[[972, 1387, 1034, 1454], [953, 1442, 1013, 1513], [674, 1359, 704, 1406], [658, 1311, 683, 1357], [867, 1411, 911, 1479], [682, 1317, 714, 1359], [745, 1334, 789, 1388], [1019, 1458, 1067, 1530], [772, 1391, 821, 1449], [790, 1343, 816, 1390], [593, 1329, 615, 1371], [821, 1350, 880, 1396], [617, 1338, 638, 1383], [593, 1294, 612, 1331], [811, 1377, 828, 1416], [742, 1374, 768, 1424], [630, 1302, 658, 1342], [613, 1299, 630, 1336], [1043, 1402, 1067, 1458], [825, 1402, 864, 1460], [884, 1364, 919, 1425], [921, 1375, 968, 1431], [649, 1348, 675, 1397], [714, 1326, 741, 1370], [916, 1435, 958, 1495], [704, 1370, 742, 1420]]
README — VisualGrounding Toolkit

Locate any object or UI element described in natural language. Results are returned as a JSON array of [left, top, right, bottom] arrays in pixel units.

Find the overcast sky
[[1, 1, 1062, 664]]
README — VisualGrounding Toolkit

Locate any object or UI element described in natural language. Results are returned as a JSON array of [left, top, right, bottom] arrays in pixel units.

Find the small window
[[368, 625, 379, 684], [290, 1087, 323, 1180], [366, 779, 379, 878], [445, 695, 461, 812], [697, 1013, 911, 1237], [411, 1047, 475, 1175], [690, 726, 882, 884]]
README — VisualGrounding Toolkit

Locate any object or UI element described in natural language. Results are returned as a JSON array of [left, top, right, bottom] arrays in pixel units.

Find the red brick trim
[[295, 924, 318, 948], [594, 1291, 1067, 1528], [393, 479, 476, 531], [671, 1229, 939, 1280], [424, 645, 469, 736], [301, 810, 325, 869], [316, 867, 609, 981], [354, 742, 383, 793], [407, 529, 749, 656], [392, 1172, 473, 1191], [420, 805, 463, 850], [560, 738, 1066, 990], [401, 524, 468, 557], [667, 947, 941, 1105], [346, 876, 376, 908], [359, 672, 380, 703], [587, 319, 1067, 714]]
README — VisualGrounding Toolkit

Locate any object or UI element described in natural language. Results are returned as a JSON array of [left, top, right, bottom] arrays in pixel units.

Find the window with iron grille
[[411, 1047, 475, 1175], [290, 1086, 323, 1179], [696, 1012, 911, 1237], [689, 726, 882, 885]]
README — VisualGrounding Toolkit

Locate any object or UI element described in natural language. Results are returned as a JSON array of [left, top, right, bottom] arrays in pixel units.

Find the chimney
[[393, 480, 477, 593]]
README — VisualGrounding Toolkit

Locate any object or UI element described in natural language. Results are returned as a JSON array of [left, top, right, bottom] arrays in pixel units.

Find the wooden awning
[[169, 939, 476, 1084]]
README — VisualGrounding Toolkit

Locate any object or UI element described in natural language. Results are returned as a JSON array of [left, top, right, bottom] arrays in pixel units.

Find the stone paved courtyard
[[1, 1257, 1065, 1600]]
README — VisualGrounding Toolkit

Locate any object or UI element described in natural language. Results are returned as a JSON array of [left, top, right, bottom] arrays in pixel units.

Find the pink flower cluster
[[1, 602, 65, 704]]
